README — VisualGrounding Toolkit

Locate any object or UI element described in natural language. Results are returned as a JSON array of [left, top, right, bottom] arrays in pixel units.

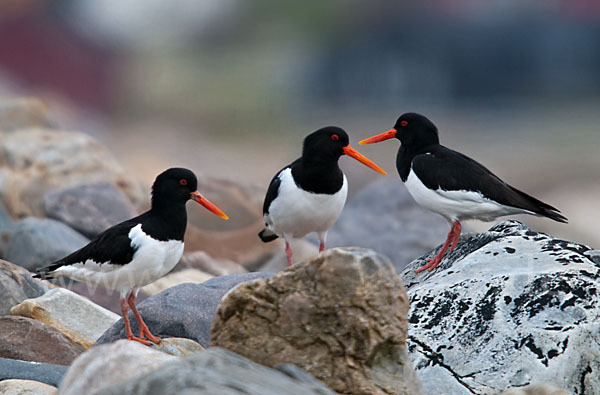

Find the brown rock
[[0, 316, 85, 365], [0, 98, 56, 132], [0, 128, 144, 218], [211, 247, 423, 395], [176, 251, 248, 276]]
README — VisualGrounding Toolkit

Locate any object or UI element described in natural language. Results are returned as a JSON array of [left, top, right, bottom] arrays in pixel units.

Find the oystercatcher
[[259, 126, 387, 266], [359, 113, 567, 273], [34, 168, 228, 345]]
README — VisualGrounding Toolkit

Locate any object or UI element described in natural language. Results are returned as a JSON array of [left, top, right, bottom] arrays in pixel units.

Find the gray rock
[[0, 128, 144, 219], [0, 259, 52, 315], [58, 340, 177, 395], [43, 182, 137, 238], [0, 201, 15, 256], [0, 357, 67, 387], [96, 272, 274, 347], [96, 347, 335, 395], [401, 220, 600, 395], [10, 288, 120, 349], [5, 218, 89, 271], [326, 178, 451, 272]]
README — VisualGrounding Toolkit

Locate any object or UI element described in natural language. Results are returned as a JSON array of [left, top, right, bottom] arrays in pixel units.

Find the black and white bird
[[34, 168, 228, 345], [259, 126, 387, 266], [359, 113, 567, 273]]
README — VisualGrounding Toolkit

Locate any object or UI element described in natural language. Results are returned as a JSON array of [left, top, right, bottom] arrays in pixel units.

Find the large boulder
[[0, 128, 144, 218], [96, 272, 274, 347], [5, 217, 89, 271], [43, 182, 137, 238], [0, 315, 85, 365], [95, 347, 335, 395], [326, 178, 451, 272], [11, 288, 120, 349], [211, 247, 424, 395], [0, 259, 52, 315], [401, 220, 600, 395]]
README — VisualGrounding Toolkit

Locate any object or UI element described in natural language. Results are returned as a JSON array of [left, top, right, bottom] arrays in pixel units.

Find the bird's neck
[[396, 143, 439, 182], [294, 156, 343, 194]]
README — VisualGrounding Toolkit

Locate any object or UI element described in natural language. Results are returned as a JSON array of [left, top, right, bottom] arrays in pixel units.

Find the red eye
[[331, 134, 339, 141], [400, 120, 408, 127], [179, 179, 188, 186]]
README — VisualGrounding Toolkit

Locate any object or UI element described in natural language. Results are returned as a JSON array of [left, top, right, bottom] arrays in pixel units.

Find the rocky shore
[[0, 99, 594, 394]]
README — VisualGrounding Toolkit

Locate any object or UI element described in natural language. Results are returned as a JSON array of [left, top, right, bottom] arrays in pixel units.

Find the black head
[[150, 167, 229, 219], [151, 167, 198, 207], [359, 112, 439, 150], [393, 113, 439, 148], [301, 126, 387, 174], [302, 126, 350, 160]]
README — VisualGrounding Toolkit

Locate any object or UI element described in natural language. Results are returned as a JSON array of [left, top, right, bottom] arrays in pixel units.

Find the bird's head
[[303, 126, 386, 174], [359, 113, 439, 149], [151, 167, 228, 219]]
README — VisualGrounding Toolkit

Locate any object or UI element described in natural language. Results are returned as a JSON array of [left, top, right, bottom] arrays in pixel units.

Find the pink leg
[[416, 220, 462, 273], [127, 293, 161, 344], [120, 297, 152, 346], [319, 241, 325, 252], [285, 240, 293, 266]]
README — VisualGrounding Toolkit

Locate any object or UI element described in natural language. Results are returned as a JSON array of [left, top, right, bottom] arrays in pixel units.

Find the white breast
[[53, 224, 184, 297], [264, 168, 348, 238], [404, 168, 530, 222]]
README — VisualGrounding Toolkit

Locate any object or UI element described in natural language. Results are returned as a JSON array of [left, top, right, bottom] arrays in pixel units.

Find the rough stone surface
[[11, 287, 120, 349], [211, 247, 423, 395], [0, 201, 15, 256], [96, 347, 335, 395], [0, 357, 67, 387], [326, 178, 452, 272], [43, 182, 137, 238], [501, 383, 572, 395], [256, 238, 319, 272], [0, 316, 85, 365], [401, 220, 600, 395], [0, 98, 56, 132], [141, 268, 214, 296], [148, 337, 204, 357], [0, 379, 57, 394], [58, 340, 176, 395], [176, 250, 248, 276], [0, 128, 144, 218], [0, 259, 52, 315], [96, 272, 274, 347], [4, 217, 89, 271]]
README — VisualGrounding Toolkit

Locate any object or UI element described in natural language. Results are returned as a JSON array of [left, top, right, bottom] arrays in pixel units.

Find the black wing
[[263, 161, 298, 215], [412, 145, 567, 223], [34, 215, 145, 278]]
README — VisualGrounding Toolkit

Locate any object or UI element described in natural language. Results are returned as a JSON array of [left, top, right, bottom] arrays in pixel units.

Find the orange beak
[[359, 129, 397, 145], [190, 191, 229, 220], [342, 145, 387, 175]]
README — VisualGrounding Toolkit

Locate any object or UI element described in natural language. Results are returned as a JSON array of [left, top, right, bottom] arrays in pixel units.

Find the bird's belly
[[267, 179, 348, 238], [404, 170, 520, 221]]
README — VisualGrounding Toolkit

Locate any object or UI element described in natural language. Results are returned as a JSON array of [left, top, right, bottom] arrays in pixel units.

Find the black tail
[[32, 261, 62, 280], [258, 228, 278, 243], [511, 186, 568, 224]]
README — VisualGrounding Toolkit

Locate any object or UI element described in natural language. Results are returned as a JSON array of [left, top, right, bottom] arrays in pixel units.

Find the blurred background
[[0, 0, 598, 246]]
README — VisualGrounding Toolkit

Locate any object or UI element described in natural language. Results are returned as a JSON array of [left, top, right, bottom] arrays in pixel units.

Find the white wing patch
[[52, 224, 184, 296]]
